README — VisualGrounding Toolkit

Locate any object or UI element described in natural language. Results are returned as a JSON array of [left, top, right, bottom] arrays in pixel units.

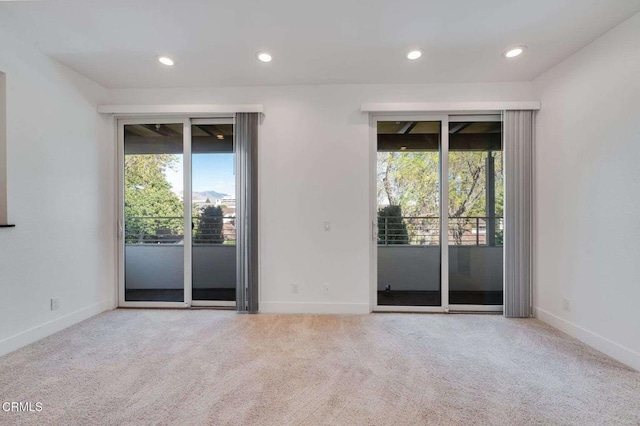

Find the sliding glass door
[[374, 114, 504, 312], [119, 117, 236, 307], [376, 119, 443, 307], [191, 119, 236, 306], [448, 117, 504, 307], [122, 120, 186, 304]]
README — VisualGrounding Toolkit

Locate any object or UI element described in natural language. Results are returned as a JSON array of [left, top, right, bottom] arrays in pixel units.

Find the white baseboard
[[0, 301, 112, 357], [260, 302, 371, 314], [534, 307, 640, 371]]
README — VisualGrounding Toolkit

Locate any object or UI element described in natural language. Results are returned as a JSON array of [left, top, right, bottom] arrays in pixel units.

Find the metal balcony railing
[[125, 216, 236, 245], [125, 215, 502, 247], [377, 216, 504, 246]]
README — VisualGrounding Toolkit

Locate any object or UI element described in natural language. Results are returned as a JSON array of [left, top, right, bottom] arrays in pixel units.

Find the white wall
[[534, 12, 640, 370], [0, 28, 115, 355], [108, 82, 535, 314]]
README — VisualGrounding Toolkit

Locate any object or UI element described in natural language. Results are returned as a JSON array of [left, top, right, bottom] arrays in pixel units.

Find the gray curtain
[[503, 110, 535, 318], [235, 113, 259, 313]]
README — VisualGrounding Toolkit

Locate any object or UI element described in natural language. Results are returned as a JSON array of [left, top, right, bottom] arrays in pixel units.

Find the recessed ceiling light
[[158, 56, 175, 66], [407, 50, 422, 60], [257, 52, 272, 63], [503, 46, 526, 59]]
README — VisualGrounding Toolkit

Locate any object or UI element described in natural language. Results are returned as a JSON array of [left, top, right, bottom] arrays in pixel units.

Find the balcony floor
[[124, 289, 501, 305], [125, 288, 235, 302], [378, 290, 503, 306]]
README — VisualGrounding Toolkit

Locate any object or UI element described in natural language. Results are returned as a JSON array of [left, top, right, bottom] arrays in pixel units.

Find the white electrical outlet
[[323, 283, 330, 295], [562, 298, 571, 312], [51, 298, 60, 311], [291, 283, 299, 294], [324, 221, 331, 231]]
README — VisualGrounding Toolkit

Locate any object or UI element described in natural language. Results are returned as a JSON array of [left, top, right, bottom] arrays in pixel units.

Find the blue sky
[[165, 154, 235, 197]]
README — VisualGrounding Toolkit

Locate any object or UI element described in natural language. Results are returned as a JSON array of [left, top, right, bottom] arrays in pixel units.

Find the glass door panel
[[448, 120, 504, 305], [123, 123, 185, 302], [376, 120, 442, 306], [191, 121, 236, 302]]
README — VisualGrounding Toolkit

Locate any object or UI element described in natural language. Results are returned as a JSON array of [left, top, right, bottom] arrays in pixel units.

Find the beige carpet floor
[[0, 310, 639, 425]]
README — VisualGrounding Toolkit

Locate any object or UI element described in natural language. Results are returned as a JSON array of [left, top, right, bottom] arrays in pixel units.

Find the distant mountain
[[191, 190, 229, 201], [175, 190, 231, 201]]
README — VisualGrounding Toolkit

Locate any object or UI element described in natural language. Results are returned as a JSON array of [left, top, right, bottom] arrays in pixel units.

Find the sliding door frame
[[117, 116, 236, 308], [447, 114, 503, 313], [117, 117, 190, 308], [371, 114, 449, 313], [190, 117, 236, 308], [370, 112, 504, 313]]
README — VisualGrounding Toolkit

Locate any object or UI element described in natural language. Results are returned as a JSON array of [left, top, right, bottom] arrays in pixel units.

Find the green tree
[[124, 154, 183, 243], [377, 205, 409, 245], [195, 205, 224, 244], [377, 150, 503, 245]]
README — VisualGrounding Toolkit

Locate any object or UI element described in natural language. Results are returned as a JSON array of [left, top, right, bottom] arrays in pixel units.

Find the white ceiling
[[1, 0, 639, 89]]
